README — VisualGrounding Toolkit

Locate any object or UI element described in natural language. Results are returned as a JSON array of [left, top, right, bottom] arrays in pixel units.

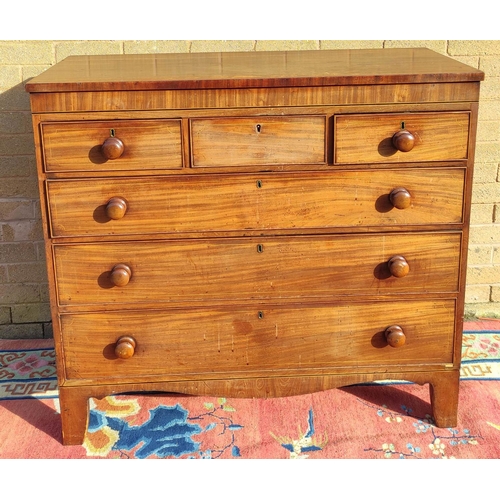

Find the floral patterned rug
[[1, 319, 499, 459]]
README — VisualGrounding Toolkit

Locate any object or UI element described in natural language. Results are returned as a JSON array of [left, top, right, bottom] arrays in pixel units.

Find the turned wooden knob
[[110, 263, 132, 287], [115, 336, 136, 359], [385, 325, 406, 348], [388, 255, 410, 278], [105, 197, 128, 220], [392, 129, 415, 152], [101, 137, 124, 160], [389, 187, 412, 210]]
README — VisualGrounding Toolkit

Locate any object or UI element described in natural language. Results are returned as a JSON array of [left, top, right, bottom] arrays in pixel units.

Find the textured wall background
[[1, 40, 499, 338]]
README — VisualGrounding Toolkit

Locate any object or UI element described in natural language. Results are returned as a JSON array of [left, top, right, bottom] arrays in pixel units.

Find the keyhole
[[110, 128, 116, 137], [258, 311, 264, 319], [401, 121, 405, 130], [255, 124, 262, 133], [256, 180, 262, 188], [257, 244, 264, 253]]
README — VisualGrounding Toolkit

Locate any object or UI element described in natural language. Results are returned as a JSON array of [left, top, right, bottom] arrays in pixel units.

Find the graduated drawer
[[334, 112, 470, 164], [53, 233, 461, 307], [46, 168, 465, 238], [41, 119, 183, 172], [190, 116, 326, 167], [60, 300, 456, 381]]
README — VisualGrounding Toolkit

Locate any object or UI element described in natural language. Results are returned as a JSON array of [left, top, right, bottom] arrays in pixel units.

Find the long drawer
[[46, 168, 465, 238], [41, 119, 183, 172], [60, 299, 456, 381], [334, 112, 470, 164], [53, 233, 461, 307]]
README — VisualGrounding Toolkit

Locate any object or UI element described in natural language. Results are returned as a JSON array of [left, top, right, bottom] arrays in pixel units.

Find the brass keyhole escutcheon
[[255, 124, 262, 133], [256, 180, 262, 188], [258, 311, 264, 319], [110, 128, 116, 137], [257, 244, 264, 253]]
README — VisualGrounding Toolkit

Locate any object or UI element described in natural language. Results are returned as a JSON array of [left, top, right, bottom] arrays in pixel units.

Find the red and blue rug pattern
[[0, 340, 57, 400]]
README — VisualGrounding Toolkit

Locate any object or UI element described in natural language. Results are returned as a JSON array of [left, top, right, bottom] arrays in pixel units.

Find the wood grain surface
[[42, 119, 183, 172], [53, 233, 461, 306], [25, 48, 484, 93], [335, 112, 470, 163], [60, 299, 456, 381], [46, 169, 465, 238]]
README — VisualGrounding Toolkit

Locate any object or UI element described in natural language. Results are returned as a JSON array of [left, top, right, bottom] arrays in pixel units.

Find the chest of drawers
[[26, 48, 484, 445]]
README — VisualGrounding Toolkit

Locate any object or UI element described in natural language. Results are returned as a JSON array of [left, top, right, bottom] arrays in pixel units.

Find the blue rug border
[[0, 395, 58, 401], [0, 376, 57, 383], [0, 347, 55, 353], [463, 330, 500, 334]]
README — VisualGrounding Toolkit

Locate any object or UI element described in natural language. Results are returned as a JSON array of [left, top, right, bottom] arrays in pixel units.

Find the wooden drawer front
[[47, 168, 465, 238], [190, 116, 326, 167], [334, 112, 470, 164], [61, 300, 456, 380], [54, 233, 461, 307], [41, 119, 183, 172]]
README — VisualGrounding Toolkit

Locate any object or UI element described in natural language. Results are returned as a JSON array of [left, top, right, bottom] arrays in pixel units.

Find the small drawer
[[190, 116, 326, 167], [41, 119, 183, 172], [60, 300, 456, 381], [53, 233, 461, 307], [46, 168, 465, 238], [334, 112, 470, 164]]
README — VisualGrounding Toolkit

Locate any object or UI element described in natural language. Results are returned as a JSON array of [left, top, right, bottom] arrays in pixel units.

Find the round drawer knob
[[385, 325, 406, 348], [110, 263, 132, 287], [101, 137, 124, 160], [105, 197, 128, 220], [388, 255, 410, 278], [115, 336, 137, 359], [389, 187, 411, 210], [392, 129, 415, 152]]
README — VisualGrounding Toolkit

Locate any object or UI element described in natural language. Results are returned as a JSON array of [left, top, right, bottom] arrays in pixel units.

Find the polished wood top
[[25, 48, 484, 92]]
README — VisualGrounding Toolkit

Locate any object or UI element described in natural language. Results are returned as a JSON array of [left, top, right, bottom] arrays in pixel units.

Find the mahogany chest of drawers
[[26, 48, 484, 445]]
